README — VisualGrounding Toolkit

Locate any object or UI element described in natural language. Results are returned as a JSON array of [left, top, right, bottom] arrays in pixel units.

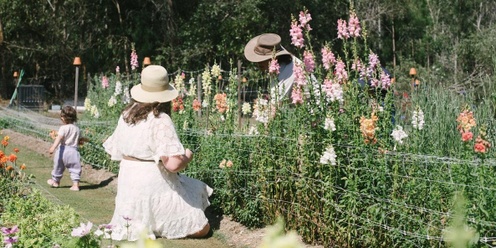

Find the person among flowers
[[244, 33, 300, 103], [103, 65, 212, 241], [244, 33, 320, 105], [47, 105, 83, 191]]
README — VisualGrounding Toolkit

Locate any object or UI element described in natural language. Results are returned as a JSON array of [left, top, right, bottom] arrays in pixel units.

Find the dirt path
[[3, 129, 266, 248]]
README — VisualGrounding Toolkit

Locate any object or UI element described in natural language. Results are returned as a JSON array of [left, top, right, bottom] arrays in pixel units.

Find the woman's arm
[[161, 149, 193, 173]]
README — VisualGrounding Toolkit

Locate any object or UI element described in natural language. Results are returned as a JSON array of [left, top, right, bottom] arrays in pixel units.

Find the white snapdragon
[[324, 117, 336, 131], [412, 107, 425, 130], [242, 102, 252, 115], [320, 145, 337, 165], [108, 95, 117, 107], [391, 125, 408, 144]]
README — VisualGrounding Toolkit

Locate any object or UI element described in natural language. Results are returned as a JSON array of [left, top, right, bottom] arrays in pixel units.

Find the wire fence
[[2, 107, 496, 247]]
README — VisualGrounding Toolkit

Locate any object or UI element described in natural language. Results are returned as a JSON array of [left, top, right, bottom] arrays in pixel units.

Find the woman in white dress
[[103, 65, 212, 241]]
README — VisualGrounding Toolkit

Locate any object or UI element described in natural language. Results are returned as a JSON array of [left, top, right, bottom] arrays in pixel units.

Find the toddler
[[48, 106, 83, 191]]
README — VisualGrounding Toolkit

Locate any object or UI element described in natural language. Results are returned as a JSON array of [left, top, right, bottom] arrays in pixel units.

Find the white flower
[[202, 100, 209, 108], [108, 95, 117, 107], [123, 86, 130, 104], [248, 126, 259, 135], [242, 102, 252, 115], [324, 117, 336, 131], [174, 74, 184, 92], [84, 98, 91, 109], [71, 222, 93, 237], [391, 125, 408, 144], [253, 98, 270, 124], [325, 82, 344, 103], [201, 68, 212, 96], [320, 145, 337, 165], [114, 81, 122, 95], [90, 105, 100, 119], [412, 107, 425, 130], [211, 64, 221, 78], [188, 78, 196, 96]]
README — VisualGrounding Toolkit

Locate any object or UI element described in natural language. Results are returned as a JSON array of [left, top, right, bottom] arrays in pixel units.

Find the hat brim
[[244, 35, 292, 63], [130, 83, 179, 103]]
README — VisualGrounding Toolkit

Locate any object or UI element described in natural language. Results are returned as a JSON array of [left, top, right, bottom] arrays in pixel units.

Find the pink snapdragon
[[115, 66, 120, 73], [334, 60, 348, 83], [299, 10, 312, 31], [303, 50, 316, 73], [291, 86, 303, 104], [290, 21, 304, 48], [269, 58, 280, 75], [323, 79, 344, 102], [348, 12, 361, 38], [380, 70, 391, 89], [101, 76, 109, 89], [293, 62, 307, 86], [337, 19, 349, 39], [130, 49, 139, 71], [321, 46, 336, 70]]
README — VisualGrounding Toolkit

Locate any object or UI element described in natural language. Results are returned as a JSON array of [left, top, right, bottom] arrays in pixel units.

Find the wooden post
[[237, 60, 242, 127], [197, 74, 202, 117]]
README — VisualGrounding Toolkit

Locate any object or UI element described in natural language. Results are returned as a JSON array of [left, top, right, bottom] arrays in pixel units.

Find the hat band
[[141, 83, 167, 92], [254, 44, 285, 56]]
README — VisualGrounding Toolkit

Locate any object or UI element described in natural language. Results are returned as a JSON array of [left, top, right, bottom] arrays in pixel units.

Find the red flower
[[13, 148, 20, 153], [8, 154, 17, 162], [461, 131, 473, 142]]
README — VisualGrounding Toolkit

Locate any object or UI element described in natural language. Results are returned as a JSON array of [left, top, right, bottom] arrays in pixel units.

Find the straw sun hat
[[244, 33, 291, 63], [130, 65, 178, 103]]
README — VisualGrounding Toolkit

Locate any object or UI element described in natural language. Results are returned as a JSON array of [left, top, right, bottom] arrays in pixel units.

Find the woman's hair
[[122, 99, 172, 125], [61, 106, 77, 124]]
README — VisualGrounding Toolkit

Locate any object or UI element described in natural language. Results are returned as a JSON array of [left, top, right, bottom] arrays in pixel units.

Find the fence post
[[197, 74, 202, 117], [237, 60, 242, 127]]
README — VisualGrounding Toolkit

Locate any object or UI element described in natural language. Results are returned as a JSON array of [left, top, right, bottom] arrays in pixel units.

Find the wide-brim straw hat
[[130, 65, 178, 103], [244, 33, 291, 63]]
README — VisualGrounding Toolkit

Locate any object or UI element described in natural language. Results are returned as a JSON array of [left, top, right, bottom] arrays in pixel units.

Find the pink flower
[[291, 86, 303, 104], [474, 142, 486, 153], [299, 10, 312, 31], [115, 66, 120, 73], [269, 59, 280, 75], [130, 50, 139, 71], [293, 62, 306, 86], [337, 19, 349, 39], [380, 70, 391, 89], [71, 222, 93, 237], [1, 226, 19, 235], [334, 60, 348, 83], [303, 50, 315, 73], [348, 12, 361, 38], [461, 131, 473, 142], [101, 76, 109, 89], [321, 47, 336, 70], [290, 21, 304, 48]]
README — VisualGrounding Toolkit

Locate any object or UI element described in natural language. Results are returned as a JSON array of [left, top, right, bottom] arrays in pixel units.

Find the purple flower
[[3, 236, 18, 245], [1, 226, 19, 236], [71, 222, 93, 237]]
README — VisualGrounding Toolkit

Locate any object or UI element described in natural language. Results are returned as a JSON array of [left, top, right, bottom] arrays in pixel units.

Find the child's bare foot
[[47, 179, 59, 188], [70, 182, 80, 191]]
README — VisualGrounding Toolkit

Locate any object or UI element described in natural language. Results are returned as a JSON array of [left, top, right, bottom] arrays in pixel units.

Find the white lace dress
[[103, 112, 213, 240]]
